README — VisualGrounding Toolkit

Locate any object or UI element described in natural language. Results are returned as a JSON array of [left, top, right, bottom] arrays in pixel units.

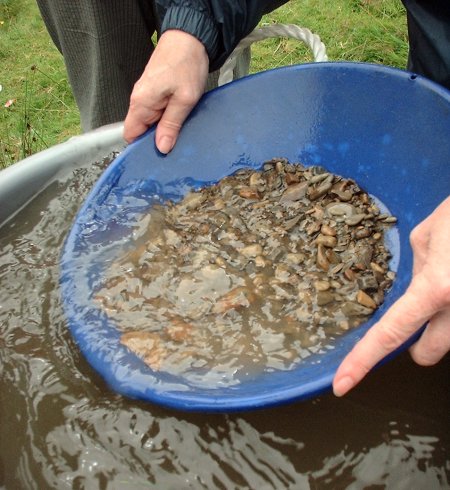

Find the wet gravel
[[94, 158, 397, 381]]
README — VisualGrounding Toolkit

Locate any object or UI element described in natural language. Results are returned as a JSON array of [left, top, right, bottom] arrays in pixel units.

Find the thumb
[[154, 91, 202, 154]]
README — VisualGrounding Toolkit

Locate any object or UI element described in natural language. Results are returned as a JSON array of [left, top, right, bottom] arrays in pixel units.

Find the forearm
[[154, 0, 288, 71]]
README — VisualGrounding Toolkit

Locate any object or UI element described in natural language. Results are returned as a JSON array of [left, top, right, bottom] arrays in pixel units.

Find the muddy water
[[0, 158, 448, 490], [96, 161, 396, 383]]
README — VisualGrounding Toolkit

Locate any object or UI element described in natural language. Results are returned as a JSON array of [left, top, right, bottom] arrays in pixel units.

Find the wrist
[[159, 29, 206, 53], [160, 6, 219, 63]]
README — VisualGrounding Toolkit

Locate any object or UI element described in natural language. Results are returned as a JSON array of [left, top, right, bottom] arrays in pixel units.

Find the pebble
[[345, 213, 366, 226], [370, 262, 385, 274], [354, 228, 371, 239], [314, 280, 331, 291], [315, 234, 338, 248], [357, 275, 379, 292], [344, 268, 356, 281], [240, 244, 263, 257], [317, 291, 335, 306], [356, 290, 377, 309], [255, 255, 268, 268], [321, 224, 337, 236], [316, 244, 330, 271], [383, 216, 398, 223], [285, 253, 306, 265], [280, 181, 308, 202], [239, 186, 261, 199], [326, 202, 355, 217]]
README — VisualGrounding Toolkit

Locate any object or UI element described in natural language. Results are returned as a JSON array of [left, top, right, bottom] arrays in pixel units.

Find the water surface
[[0, 158, 448, 489]]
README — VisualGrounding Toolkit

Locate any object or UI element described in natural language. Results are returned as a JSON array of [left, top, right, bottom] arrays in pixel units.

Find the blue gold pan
[[60, 62, 450, 412]]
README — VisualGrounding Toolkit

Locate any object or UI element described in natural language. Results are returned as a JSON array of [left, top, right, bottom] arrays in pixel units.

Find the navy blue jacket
[[155, 0, 288, 71]]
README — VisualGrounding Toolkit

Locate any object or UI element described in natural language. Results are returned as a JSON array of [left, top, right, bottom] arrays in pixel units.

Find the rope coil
[[218, 24, 328, 86]]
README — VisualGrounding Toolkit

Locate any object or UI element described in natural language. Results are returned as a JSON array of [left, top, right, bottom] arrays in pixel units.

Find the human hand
[[123, 29, 209, 154], [333, 195, 450, 396]]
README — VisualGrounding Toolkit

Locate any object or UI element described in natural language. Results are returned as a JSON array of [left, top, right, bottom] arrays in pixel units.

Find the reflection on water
[[0, 158, 448, 489]]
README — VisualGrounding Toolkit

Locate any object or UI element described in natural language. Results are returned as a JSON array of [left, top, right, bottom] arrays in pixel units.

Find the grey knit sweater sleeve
[[155, 0, 288, 71]]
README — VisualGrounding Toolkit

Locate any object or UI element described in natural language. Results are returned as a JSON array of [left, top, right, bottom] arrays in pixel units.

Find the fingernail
[[333, 376, 354, 397], [158, 136, 174, 154]]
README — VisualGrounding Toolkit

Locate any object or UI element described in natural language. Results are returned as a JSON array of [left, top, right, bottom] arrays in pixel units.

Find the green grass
[[0, 0, 408, 168], [0, 0, 80, 167], [251, 0, 408, 72]]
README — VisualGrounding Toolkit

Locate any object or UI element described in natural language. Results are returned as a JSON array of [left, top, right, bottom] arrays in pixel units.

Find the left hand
[[123, 29, 209, 154]]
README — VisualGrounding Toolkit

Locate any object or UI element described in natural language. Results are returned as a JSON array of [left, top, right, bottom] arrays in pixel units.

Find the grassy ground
[[0, 0, 408, 168], [0, 0, 80, 167]]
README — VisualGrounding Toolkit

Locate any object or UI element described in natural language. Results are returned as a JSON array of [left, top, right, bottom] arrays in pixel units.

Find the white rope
[[218, 24, 328, 86]]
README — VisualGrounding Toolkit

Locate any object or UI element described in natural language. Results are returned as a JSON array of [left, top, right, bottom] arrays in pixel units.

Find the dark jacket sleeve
[[154, 0, 288, 71]]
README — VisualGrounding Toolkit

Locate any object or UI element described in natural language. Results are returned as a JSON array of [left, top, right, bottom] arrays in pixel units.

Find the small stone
[[310, 172, 331, 184], [240, 244, 263, 257], [339, 320, 350, 330], [285, 253, 306, 265], [325, 202, 355, 218], [357, 274, 379, 292], [332, 189, 353, 201], [344, 268, 356, 281], [354, 228, 371, 239], [275, 160, 285, 173], [360, 194, 369, 205], [355, 245, 373, 268], [306, 221, 321, 235], [275, 265, 291, 282], [356, 290, 377, 309], [308, 181, 333, 200], [239, 186, 261, 199], [317, 291, 335, 306], [215, 256, 226, 267], [377, 213, 389, 221], [254, 255, 267, 267], [298, 291, 312, 305], [321, 224, 337, 236], [253, 274, 266, 288], [315, 234, 337, 248], [341, 301, 374, 317], [383, 216, 398, 223], [314, 280, 331, 291], [284, 215, 301, 230], [354, 262, 367, 271], [326, 249, 341, 264], [316, 244, 330, 271], [249, 172, 265, 187], [330, 263, 344, 275], [280, 181, 308, 202], [372, 290, 385, 305], [285, 172, 300, 185], [345, 213, 366, 226], [183, 191, 207, 210]]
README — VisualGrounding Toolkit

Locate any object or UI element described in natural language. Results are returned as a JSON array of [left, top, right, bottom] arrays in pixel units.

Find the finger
[[333, 274, 436, 396], [154, 91, 201, 154], [123, 103, 165, 143], [409, 307, 450, 366], [123, 72, 173, 143]]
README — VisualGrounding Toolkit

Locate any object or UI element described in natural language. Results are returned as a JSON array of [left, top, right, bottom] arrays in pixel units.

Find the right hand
[[333, 195, 450, 397], [124, 29, 209, 154]]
